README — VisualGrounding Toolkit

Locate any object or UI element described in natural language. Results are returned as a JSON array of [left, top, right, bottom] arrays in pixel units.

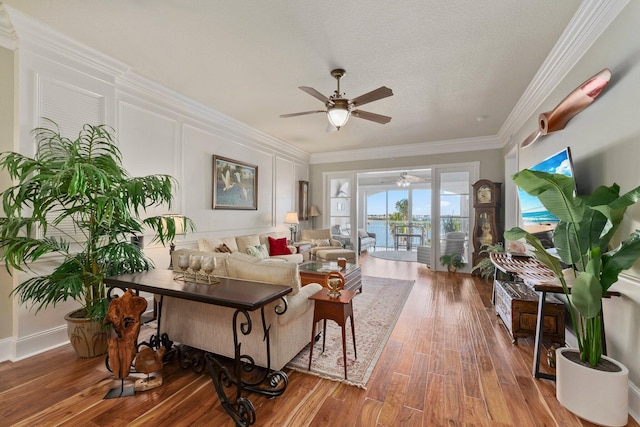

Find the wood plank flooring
[[1, 253, 638, 426]]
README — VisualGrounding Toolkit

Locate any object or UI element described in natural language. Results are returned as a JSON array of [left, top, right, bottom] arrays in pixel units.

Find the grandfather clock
[[471, 180, 503, 268]]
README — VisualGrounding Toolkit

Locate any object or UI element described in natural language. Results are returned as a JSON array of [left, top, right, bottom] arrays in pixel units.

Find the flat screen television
[[517, 147, 575, 236]]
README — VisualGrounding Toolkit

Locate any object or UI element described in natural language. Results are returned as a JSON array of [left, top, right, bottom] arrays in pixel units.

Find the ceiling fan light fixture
[[396, 172, 411, 187], [327, 103, 350, 130]]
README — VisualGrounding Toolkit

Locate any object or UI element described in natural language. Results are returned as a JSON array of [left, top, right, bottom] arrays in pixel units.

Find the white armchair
[[417, 245, 431, 267], [443, 231, 467, 259]]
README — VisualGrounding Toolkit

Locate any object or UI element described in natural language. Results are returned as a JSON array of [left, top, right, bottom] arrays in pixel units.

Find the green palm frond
[[0, 120, 193, 321]]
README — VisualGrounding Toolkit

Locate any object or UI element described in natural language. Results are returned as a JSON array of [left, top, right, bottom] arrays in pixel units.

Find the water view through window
[[365, 188, 432, 250]]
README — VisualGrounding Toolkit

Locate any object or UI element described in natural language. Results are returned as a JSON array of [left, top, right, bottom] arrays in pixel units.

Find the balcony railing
[[365, 219, 431, 251]]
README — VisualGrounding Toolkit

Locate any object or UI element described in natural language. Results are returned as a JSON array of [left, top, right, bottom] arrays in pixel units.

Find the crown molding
[[309, 135, 503, 165], [117, 73, 310, 164], [498, 0, 629, 144], [1, 4, 309, 164], [0, 5, 17, 49], [315, 0, 629, 164], [1, 5, 129, 81]]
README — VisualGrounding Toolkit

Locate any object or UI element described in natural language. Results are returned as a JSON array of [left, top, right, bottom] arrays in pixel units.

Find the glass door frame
[[323, 171, 357, 250], [324, 162, 479, 269], [431, 162, 479, 272]]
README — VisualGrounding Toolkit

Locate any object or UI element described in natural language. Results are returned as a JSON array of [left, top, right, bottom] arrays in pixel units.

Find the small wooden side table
[[308, 289, 357, 379]]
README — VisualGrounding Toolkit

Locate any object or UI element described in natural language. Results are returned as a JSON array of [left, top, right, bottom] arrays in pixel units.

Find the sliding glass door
[[363, 181, 431, 250], [331, 164, 476, 267], [432, 166, 475, 272]]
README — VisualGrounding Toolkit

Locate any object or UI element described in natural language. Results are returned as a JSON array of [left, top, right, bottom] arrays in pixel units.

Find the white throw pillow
[[247, 244, 269, 259]]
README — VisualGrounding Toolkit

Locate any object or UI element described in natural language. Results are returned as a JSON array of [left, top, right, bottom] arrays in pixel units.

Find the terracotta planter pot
[[64, 311, 109, 358], [556, 347, 628, 426]]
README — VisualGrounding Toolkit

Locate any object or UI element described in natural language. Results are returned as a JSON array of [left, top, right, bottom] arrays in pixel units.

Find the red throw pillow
[[268, 236, 291, 256]]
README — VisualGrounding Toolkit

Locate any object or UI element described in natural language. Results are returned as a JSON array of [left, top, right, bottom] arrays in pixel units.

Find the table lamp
[[284, 211, 299, 243], [308, 205, 320, 229], [162, 214, 186, 268]]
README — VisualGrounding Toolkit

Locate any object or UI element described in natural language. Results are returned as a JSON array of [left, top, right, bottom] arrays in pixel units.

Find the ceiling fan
[[280, 69, 393, 130], [396, 172, 422, 187]]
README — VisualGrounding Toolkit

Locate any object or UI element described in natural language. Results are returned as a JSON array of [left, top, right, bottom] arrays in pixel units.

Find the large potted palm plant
[[0, 121, 193, 358], [505, 169, 640, 426]]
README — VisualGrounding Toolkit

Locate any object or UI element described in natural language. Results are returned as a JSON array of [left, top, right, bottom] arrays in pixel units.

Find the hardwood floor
[[1, 253, 638, 426]]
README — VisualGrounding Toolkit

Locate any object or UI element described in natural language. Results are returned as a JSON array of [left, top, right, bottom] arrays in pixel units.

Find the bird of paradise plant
[[505, 169, 640, 367]]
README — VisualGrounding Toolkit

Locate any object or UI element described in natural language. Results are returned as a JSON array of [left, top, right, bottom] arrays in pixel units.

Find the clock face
[[477, 185, 492, 203]]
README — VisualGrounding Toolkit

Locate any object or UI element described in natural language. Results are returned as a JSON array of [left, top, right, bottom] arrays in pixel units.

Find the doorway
[[357, 163, 477, 271]]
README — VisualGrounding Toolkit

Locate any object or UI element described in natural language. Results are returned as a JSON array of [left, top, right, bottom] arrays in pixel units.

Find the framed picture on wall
[[298, 180, 309, 220], [212, 155, 258, 210]]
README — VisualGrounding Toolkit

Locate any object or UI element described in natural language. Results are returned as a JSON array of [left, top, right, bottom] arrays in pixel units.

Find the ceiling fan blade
[[352, 109, 392, 124], [280, 110, 325, 118], [299, 86, 334, 105], [405, 174, 422, 182], [350, 86, 393, 107]]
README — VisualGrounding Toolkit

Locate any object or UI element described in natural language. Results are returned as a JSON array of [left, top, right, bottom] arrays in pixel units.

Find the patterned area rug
[[286, 275, 414, 388], [369, 250, 417, 262]]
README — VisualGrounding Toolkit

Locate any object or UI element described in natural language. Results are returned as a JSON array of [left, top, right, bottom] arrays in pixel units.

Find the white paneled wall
[[0, 6, 309, 361]]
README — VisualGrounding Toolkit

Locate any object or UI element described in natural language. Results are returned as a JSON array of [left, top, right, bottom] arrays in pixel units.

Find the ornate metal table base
[[203, 305, 288, 427], [104, 270, 292, 426]]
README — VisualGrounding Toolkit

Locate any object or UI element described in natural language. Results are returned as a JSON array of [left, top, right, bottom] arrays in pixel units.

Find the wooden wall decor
[[521, 68, 611, 149]]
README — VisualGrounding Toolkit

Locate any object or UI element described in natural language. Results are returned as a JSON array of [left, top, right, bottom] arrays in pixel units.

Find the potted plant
[[0, 121, 194, 358], [439, 253, 465, 272], [505, 169, 640, 426], [471, 242, 506, 280]]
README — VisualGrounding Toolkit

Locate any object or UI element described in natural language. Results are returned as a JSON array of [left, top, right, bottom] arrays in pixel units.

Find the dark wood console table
[[490, 252, 620, 381], [105, 269, 292, 426]]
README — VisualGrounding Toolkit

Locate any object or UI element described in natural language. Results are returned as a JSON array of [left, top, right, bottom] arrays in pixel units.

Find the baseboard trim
[[10, 325, 68, 362], [628, 381, 640, 423], [0, 337, 12, 362]]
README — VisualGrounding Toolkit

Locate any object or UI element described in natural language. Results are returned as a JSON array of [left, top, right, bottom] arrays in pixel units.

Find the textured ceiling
[[4, 0, 582, 154]]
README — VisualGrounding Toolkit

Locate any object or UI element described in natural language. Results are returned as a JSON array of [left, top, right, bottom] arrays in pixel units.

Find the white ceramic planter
[[556, 347, 629, 426]]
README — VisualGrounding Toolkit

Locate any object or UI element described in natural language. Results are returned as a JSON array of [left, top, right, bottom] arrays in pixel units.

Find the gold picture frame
[[298, 180, 309, 220], [212, 155, 258, 210]]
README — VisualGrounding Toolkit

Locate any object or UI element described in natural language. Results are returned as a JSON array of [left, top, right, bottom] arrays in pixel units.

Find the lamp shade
[[308, 205, 320, 217], [327, 99, 351, 129], [161, 214, 186, 236], [284, 211, 299, 225]]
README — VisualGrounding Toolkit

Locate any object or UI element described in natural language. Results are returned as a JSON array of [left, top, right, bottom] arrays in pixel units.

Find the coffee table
[[104, 269, 291, 427], [298, 261, 362, 293]]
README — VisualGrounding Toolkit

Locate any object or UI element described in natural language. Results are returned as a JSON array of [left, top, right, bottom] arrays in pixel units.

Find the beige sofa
[[198, 231, 303, 263], [161, 250, 323, 370]]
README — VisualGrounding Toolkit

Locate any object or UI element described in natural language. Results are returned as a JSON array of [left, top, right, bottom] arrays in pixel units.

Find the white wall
[[504, 0, 640, 418], [0, 7, 310, 361]]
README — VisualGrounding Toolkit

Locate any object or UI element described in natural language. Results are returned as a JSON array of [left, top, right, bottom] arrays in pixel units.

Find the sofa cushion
[[299, 228, 332, 242], [268, 236, 291, 256], [358, 229, 369, 238], [199, 237, 238, 253], [270, 253, 304, 263], [226, 252, 302, 295], [246, 243, 269, 259], [236, 234, 261, 254], [311, 238, 331, 247]]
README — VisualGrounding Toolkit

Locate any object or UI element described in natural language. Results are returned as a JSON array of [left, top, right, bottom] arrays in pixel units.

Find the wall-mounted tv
[[517, 147, 575, 234]]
